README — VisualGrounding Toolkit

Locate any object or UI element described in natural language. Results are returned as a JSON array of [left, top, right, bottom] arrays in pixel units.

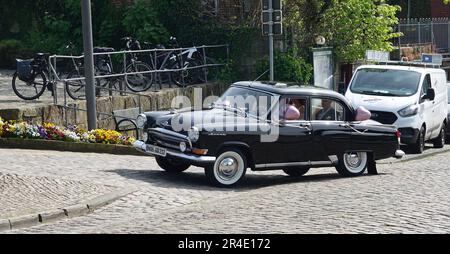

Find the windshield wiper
[[359, 90, 400, 97], [213, 103, 248, 117]]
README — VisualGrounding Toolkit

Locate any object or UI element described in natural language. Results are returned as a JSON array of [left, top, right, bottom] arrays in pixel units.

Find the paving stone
[[0, 147, 448, 233]]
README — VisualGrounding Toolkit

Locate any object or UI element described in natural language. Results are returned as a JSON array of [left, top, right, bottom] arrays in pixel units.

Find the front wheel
[[409, 126, 426, 154], [12, 71, 47, 100], [156, 156, 190, 173], [65, 69, 86, 100], [205, 149, 247, 187], [335, 151, 368, 177]]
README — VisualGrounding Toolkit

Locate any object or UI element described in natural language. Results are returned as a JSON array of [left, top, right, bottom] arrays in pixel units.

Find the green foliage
[[320, 0, 401, 62], [122, 1, 169, 44], [285, 0, 401, 62], [0, 0, 256, 82], [0, 39, 31, 68], [255, 50, 313, 84]]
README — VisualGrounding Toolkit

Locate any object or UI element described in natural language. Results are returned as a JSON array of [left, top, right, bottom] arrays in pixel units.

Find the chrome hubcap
[[218, 157, 238, 179], [343, 151, 367, 174], [345, 153, 362, 168]]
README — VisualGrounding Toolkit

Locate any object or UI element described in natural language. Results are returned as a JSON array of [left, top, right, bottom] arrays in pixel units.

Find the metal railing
[[46, 44, 229, 128], [395, 18, 450, 53]]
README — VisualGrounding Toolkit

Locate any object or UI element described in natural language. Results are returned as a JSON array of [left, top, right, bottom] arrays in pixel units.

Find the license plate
[[145, 144, 167, 157]]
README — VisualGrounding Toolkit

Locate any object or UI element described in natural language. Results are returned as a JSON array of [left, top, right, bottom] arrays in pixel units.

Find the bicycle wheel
[[65, 69, 86, 100], [124, 61, 153, 92], [12, 71, 47, 100], [168, 60, 183, 87]]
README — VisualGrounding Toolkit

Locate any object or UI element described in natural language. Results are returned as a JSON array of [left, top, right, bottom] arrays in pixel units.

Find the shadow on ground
[[107, 167, 385, 191]]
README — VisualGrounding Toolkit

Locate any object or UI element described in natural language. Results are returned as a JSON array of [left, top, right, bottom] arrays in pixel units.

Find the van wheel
[[283, 167, 310, 177], [335, 152, 368, 177], [205, 149, 247, 187], [410, 127, 425, 154], [433, 124, 446, 148], [156, 156, 190, 173]]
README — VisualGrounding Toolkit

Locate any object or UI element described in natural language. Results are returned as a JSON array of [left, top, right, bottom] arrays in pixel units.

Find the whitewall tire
[[205, 149, 247, 187]]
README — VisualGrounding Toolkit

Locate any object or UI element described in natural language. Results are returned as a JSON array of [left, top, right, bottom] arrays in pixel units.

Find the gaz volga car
[[134, 81, 404, 187]]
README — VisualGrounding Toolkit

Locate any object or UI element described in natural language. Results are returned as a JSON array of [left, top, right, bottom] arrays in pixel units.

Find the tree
[[285, 0, 401, 63]]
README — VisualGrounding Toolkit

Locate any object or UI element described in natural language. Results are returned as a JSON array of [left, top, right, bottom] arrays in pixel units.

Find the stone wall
[[0, 83, 229, 130]]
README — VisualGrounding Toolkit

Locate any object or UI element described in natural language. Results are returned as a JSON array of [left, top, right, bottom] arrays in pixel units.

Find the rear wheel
[[205, 149, 247, 187], [125, 62, 153, 92], [433, 124, 446, 148], [156, 156, 190, 173], [12, 71, 47, 100], [282, 167, 310, 177], [335, 151, 368, 177]]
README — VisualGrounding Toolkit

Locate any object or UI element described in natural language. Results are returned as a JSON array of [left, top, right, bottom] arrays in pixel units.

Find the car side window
[[279, 97, 307, 121], [421, 74, 432, 100], [311, 98, 345, 121]]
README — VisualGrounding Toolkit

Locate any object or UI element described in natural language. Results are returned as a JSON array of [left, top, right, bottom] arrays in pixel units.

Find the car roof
[[232, 81, 348, 100], [356, 64, 445, 74]]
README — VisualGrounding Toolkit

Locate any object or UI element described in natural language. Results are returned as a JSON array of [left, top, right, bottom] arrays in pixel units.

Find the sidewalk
[[0, 172, 134, 231]]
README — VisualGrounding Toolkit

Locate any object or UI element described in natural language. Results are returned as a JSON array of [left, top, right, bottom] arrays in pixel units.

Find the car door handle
[[299, 122, 311, 128]]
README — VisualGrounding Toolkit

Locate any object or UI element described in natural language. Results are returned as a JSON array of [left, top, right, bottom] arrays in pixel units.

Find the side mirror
[[426, 88, 435, 101], [354, 106, 371, 121]]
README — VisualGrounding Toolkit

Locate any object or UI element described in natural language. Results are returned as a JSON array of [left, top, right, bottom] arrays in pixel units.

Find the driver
[[315, 99, 338, 120]]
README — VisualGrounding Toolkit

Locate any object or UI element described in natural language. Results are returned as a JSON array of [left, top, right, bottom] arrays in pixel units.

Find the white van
[[345, 64, 448, 154]]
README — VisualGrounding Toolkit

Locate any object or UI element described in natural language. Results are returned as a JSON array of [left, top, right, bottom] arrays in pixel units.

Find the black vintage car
[[134, 81, 404, 187]]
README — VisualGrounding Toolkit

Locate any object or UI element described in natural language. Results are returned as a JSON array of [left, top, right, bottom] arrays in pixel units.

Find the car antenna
[[253, 69, 269, 82]]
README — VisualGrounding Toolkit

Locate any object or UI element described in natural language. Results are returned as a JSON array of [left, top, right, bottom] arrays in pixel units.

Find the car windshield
[[214, 86, 275, 118], [350, 68, 422, 97]]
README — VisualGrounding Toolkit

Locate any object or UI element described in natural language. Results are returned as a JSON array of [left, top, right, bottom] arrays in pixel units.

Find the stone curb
[[0, 187, 138, 232], [379, 147, 450, 164], [0, 138, 144, 156]]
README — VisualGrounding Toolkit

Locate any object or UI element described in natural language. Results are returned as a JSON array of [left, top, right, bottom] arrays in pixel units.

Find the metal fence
[[395, 18, 450, 53], [46, 44, 229, 129]]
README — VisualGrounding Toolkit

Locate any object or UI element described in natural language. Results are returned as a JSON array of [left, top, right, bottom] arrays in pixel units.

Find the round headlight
[[136, 114, 147, 129], [141, 131, 148, 142], [179, 142, 187, 152], [188, 126, 200, 142]]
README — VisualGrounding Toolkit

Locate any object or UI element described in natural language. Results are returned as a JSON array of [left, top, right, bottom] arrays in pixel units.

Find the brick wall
[[431, 0, 450, 18]]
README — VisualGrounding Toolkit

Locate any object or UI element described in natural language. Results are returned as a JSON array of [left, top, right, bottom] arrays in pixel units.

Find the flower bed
[[0, 117, 135, 146]]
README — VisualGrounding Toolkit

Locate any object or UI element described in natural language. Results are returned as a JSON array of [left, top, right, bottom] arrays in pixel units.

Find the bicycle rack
[[46, 44, 230, 129]]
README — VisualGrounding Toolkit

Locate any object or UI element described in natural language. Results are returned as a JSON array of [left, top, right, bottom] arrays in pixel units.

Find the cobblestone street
[[0, 146, 449, 233]]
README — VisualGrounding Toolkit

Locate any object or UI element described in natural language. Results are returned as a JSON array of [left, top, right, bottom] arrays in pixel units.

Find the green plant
[[285, 0, 401, 62], [0, 39, 31, 69], [255, 50, 313, 84], [122, 0, 169, 44]]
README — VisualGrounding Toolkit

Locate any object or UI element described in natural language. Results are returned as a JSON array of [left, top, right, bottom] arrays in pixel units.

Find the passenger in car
[[292, 99, 306, 120], [315, 99, 339, 120], [281, 99, 301, 120]]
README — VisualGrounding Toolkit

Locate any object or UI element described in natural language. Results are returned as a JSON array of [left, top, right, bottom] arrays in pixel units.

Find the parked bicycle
[[121, 37, 154, 92], [65, 37, 153, 100], [12, 53, 55, 100], [143, 37, 218, 87]]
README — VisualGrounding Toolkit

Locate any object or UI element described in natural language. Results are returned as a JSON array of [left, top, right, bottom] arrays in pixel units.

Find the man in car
[[315, 99, 338, 120]]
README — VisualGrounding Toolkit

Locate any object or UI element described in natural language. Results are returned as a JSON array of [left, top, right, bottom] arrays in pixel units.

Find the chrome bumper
[[133, 140, 216, 164]]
